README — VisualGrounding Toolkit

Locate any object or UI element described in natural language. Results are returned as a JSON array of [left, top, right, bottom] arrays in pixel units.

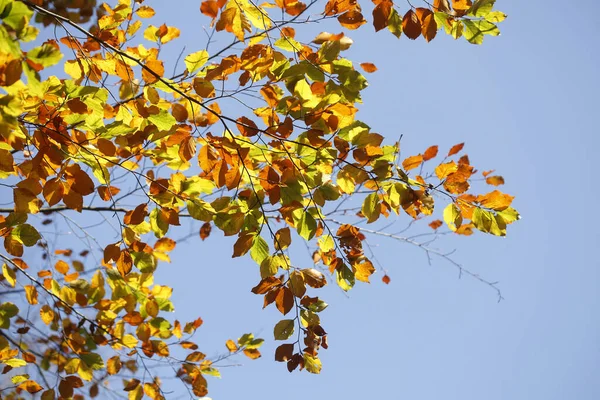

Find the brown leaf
[[302, 268, 327, 288], [372, 0, 392, 32], [199, 222, 211, 241], [402, 10, 422, 40], [251, 276, 282, 294], [236, 116, 260, 137], [233, 232, 254, 257], [124, 204, 148, 225], [382, 274, 391, 284], [275, 343, 294, 362]]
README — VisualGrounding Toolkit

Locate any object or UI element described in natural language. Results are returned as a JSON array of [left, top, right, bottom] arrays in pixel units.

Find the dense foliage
[[0, 0, 518, 398]]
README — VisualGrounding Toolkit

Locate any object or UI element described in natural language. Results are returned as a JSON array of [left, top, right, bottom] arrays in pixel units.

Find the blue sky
[[143, 1, 600, 399], [5, 0, 599, 398]]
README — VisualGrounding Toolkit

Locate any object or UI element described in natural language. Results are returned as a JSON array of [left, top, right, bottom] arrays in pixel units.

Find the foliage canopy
[[0, 0, 518, 398]]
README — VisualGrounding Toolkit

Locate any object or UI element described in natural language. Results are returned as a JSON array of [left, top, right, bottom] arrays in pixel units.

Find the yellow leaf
[[122, 334, 139, 349], [402, 154, 424, 171], [136, 5, 155, 18], [4, 358, 27, 367], [24, 285, 38, 305], [2, 263, 16, 287], [354, 261, 375, 283], [40, 304, 54, 325], [225, 339, 238, 352], [107, 356, 122, 375], [435, 161, 458, 180]]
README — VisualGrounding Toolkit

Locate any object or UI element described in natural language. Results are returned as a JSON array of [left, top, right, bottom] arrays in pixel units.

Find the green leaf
[[297, 211, 317, 241], [463, 20, 484, 44], [2, 0, 32, 32], [148, 109, 177, 131], [485, 11, 507, 23], [132, 251, 156, 273], [250, 235, 269, 265], [80, 353, 104, 370], [0, 25, 20, 57], [497, 207, 520, 224], [149, 208, 169, 238], [260, 255, 286, 278], [27, 43, 62, 68], [468, 0, 496, 17], [11, 224, 41, 246], [274, 37, 302, 52], [318, 235, 335, 252], [361, 193, 380, 223], [472, 208, 506, 236], [443, 203, 463, 230], [184, 50, 208, 74], [273, 319, 295, 340], [303, 354, 322, 374], [387, 8, 403, 38], [335, 264, 355, 291], [186, 200, 215, 222]]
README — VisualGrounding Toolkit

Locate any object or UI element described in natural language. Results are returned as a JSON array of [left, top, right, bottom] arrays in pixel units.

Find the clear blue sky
[[141, 1, 600, 399], [11, 1, 599, 398]]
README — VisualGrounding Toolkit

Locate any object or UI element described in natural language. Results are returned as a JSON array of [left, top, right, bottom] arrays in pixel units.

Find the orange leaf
[[200, 0, 219, 19], [486, 176, 505, 186], [117, 250, 133, 277], [338, 10, 366, 30], [17, 380, 43, 394], [43, 178, 64, 206], [142, 60, 164, 84], [55, 260, 69, 274], [477, 190, 514, 211], [402, 154, 424, 171], [423, 145, 439, 161], [154, 237, 176, 252], [359, 63, 377, 73], [429, 220, 443, 230], [382, 274, 391, 284], [97, 185, 120, 201], [448, 142, 465, 156], [275, 286, 294, 315], [416, 8, 437, 42]]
